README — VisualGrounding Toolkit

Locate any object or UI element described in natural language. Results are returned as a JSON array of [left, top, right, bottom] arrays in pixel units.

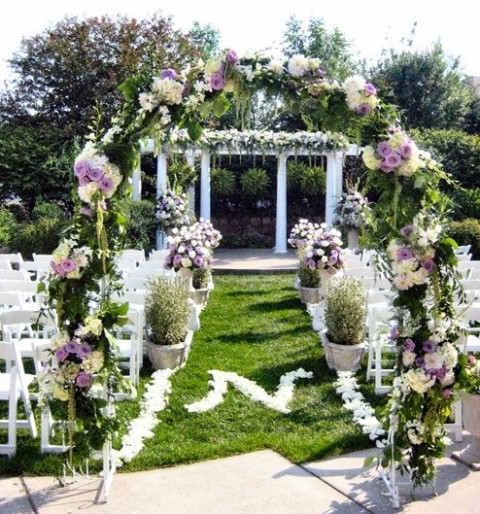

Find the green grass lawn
[[0, 274, 386, 476]]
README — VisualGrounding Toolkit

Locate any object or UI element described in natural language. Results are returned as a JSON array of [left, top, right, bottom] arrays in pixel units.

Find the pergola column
[[185, 149, 196, 214], [274, 153, 288, 254], [200, 151, 211, 221], [156, 153, 168, 249], [132, 153, 142, 200], [325, 152, 344, 227]]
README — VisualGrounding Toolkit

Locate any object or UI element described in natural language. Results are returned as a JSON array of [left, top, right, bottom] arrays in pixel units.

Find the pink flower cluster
[[303, 225, 346, 273], [165, 225, 212, 271], [209, 49, 239, 91], [288, 218, 320, 250], [54, 338, 94, 389]]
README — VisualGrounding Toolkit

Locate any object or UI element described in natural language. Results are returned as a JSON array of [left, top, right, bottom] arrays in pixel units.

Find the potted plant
[[145, 275, 192, 369], [191, 265, 212, 306], [320, 275, 367, 372], [298, 261, 321, 304]]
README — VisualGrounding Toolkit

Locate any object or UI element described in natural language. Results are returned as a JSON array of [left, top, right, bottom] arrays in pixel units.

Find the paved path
[[212, 248, 298, 274], [2, 437, 478, 514]]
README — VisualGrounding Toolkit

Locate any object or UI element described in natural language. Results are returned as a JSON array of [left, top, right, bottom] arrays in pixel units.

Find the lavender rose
[[75, 372, 93, 388]]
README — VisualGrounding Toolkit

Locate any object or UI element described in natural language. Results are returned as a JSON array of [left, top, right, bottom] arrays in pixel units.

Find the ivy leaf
[[212, 95, 230, 118], [198, 101, 213, 119], [187, 121, 203, 142]]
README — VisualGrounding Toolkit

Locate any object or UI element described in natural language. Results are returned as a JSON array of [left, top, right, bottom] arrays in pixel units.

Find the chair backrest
[[0, 253, 23, 265], [32, 253, 53, 262], [1, 309, 57, 340], [0, 270, 32, 281], [113, 290, 145, 308], [456, 253, 472, 262], [0, 291, 23, 312], [31, 341, 53, 376], [137, 260, 167, 272], [0, 259, 12, 270], [118, 249, 145, 263], [455, 245, 472, 256], [122, 277, 147, 292], [148, 250, 170, 261]]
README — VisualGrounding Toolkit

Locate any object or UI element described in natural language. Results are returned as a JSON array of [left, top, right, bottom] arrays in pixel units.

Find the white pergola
[[134, 132, 357, 253]]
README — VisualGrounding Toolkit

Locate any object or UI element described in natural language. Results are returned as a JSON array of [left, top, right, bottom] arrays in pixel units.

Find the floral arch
[[42, 48, 467, 496]]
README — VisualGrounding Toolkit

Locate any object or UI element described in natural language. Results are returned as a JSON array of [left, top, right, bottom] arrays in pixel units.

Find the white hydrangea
[[288, 54, 309, 77]]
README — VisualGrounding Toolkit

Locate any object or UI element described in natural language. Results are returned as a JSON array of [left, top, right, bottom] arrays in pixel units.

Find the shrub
[[10, 217, 65, 259], [168, 161, 197, 191], [299, 166, 326, 196], [192, 266, 212, 289], [298, 261, 320, 288], [0, 207, 16, 249], [122, 199, 156, 252], [211, 167, 236, 196], [325, 275, 367, 345], [449, 188, 480, 221], [448, 218, 480, 259], [32, 201, 64, 220], [145, 276, 191, 345], [240, 168, 270, 196]]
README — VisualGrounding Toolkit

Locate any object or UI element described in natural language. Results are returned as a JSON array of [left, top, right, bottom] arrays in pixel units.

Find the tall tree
[[370, 42, 472, 130], [282, 16, 359, 80], [0, 13, 197, 141], [188, 21, 221, 61]]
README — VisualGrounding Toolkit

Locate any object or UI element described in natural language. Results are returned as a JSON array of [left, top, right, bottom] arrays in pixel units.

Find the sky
[[1, 0, 479, 87]]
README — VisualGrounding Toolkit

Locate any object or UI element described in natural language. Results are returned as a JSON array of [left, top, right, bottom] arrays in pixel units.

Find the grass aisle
[[0, 274, 383, 476]]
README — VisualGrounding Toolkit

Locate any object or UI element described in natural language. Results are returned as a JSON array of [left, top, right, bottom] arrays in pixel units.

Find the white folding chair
[[148, 249, 170, 261], [0, 280, 43, 308], [32, 253, 53, 262], [31, 341, 67, 453], [0, 259, 12, 270], [137, 260, 169, 273], [122, 277, 147, 292], [455, 245, 472, 256], [0, 253, 24, 268], [456, 253, 472, 262], [366, 306, 397, 393], [19, 260, 50, 281], [0, 270, 32, 281], [114, 309, 143, 386], [0, 291, 23, 316], [0, 341, 37, 455]]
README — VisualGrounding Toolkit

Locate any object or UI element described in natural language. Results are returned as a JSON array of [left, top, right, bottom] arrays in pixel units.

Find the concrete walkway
[[2, 436, 479, 514], [212, 248, 298, 274]]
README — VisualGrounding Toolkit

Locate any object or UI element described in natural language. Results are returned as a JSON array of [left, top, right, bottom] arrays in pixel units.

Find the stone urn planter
[[452, 394, 480, 470], [299, 286, 322, 304], [347, 229, 360, 250], [147, 330, 193, 370], [320, 330, 365, 372], [318, 269, 337, 299], [190, 287, 210, 307]]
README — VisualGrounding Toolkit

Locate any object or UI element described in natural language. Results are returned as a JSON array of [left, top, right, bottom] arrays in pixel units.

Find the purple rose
[[193, 255, 204, 267], [99, 176, 114, 193], [55, 346, 69, 362], [377, 141, 392, 158], [364, 83, 377, 96], [329, 250, 339, 264], [59, 258, 77, 275], [423, 339, 437, 353], [400, 225, 414, 236], [66, 341, 79, 354], [384, 152, 402, 168], [78, 343, 92, 359], [357, 103, 373, 115], [75, 372, 93, 389], [396, 247, 414, 261], [80, 207, 93, 218], [415, 356, 426, 367], [225, 49, 239, 64], [79, 175, 90, 186], [422, 259, 436, 273], [160, 68, 177, 80], [86, 167, 103, 182], [379, 161, 394, 173], [173, 254, 183, 267], [403, 338, 415, 352], [74, 161, 89, 178], [443, 388, 453, 399], [390, 326, 399, 340], [398, 142, 413, 158], [210, 72, 226, 91], [306, 258, 316, 270]]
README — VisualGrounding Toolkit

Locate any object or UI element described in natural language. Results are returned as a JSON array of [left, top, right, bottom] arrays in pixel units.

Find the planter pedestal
[[191, 288, 210, 307], [318, 269, 336, 299], [147, 331, 193, 370], [452, 394, 480, 470], [299, 286, 322, 304], [320, 330, 365, 372], [347, 229, 360, 250]]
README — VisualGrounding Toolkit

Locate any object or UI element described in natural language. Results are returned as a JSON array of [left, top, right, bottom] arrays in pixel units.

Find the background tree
[[188, 21, 221, 61], [370, 42, 472, 130]]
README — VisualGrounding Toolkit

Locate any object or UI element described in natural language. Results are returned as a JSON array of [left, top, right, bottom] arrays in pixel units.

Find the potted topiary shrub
[[191, 265, 212, 306], [298, 261, 321, 304], [145, 275, 192, 369], [320, 275, 367, 372]]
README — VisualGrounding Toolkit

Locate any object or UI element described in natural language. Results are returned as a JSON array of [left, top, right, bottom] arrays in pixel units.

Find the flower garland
[[185, 368, 313, 414]]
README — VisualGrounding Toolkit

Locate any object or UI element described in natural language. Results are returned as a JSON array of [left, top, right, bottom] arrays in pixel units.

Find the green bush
[[32, 201, 64, 220], [448, 218, 480, 259], [192, 266, 212, 289], [325, 275, 367, 345], [0, 207, 16, 249], [121, 199, 156, 252], [449, 188, 480, 220], [299, 166, 326, 196], [168, 161, 197, 191], [10, 217, 65, 258], [298, 261, 320, 288], [145, 276, 191, 345], [211, 168, 236, 196], [240, 168, 270, 196], [411, 129, 480, 188]]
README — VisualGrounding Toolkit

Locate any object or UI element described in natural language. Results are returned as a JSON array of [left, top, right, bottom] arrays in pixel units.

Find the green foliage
[[282, 16, 358, 80], [211, 167, 236, 196], [188, 21, 221, 60], [298, 261, 320, 288], [240, 168, 270, 196], [0, 206, 15, 249], [121, 199, 156, 252], [145, 276, 191, 345], [449, 188, 480, 220], [32, 202, 64, 220], [192, 266, 212, 289], [10, 217, 65, 259], [411, 128, 480, 189], [168, 160, 197, 192], [325, 276, 367, 345], [299, 165, 326, 196], [448, 218, 480, 259], [371, 43, 472, 130]]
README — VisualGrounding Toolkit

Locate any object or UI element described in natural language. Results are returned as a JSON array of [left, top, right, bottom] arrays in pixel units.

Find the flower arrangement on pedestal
[[288, 218, 321, 251], [164, 225, 212, 272], [334, 189, 369, 231], [156, 188, 191, 232], [303, 225, 346, 274]]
